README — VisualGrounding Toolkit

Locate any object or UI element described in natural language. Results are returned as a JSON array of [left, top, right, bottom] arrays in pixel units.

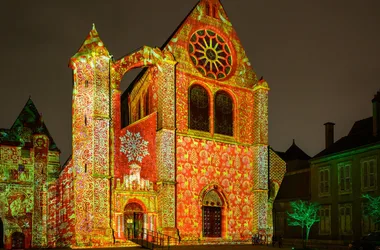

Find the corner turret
[[70, 24, 110, 67]]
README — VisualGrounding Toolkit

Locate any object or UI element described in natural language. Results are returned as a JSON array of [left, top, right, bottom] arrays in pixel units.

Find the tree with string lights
[[287, 200, 320, 248], [362, 194, 380, 226]]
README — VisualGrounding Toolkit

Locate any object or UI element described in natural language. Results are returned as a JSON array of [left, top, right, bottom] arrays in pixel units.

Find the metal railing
[[127, 227, 179, 249]]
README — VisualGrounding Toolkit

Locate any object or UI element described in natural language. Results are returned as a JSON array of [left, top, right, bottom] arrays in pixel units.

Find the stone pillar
[[32, 134, 49, 247], [251, 79, 270, 236], [252, 145, 269, 233], [155, 59, 178, 237]]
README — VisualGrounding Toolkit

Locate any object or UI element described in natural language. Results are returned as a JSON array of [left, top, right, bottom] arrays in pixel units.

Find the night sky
[[1, 0, 379, 164]]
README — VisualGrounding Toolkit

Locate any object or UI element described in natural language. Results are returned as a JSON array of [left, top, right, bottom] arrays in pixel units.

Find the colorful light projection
[[0, 133, 60, 249], [176, 136, 256, 240], [1, 0, 287, 248], [189, 29, 233, 80], [116, 113, 157, 188]]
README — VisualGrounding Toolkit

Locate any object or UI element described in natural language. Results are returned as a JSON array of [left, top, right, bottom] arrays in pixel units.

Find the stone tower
[[69, 25, 113, 246]]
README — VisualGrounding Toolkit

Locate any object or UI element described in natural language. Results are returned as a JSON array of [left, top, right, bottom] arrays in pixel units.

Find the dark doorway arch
[[11, 232, 25, 249], [202, 189, 224, 237], [0, 218, 3, 248], [124, 202, 144, 238]]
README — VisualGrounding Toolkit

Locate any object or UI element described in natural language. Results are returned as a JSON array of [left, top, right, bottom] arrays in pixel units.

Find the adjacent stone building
[[310, 91, 380, 242], [0, 99, 60, 249]]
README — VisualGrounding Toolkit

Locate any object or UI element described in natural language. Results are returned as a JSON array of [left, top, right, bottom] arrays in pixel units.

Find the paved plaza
[[69, 245, 293, 250]]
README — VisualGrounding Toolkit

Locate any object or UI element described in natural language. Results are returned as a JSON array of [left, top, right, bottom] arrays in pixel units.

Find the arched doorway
[[11, 232, 25, 249], [0, 218, 3, 248], [124, 202, 144, 239], [202, 189, 224, 238]]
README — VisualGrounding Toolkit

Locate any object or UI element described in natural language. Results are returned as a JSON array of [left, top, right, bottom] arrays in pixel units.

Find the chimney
[[373, 91, 380, 137], [324, 122, 335, 149]]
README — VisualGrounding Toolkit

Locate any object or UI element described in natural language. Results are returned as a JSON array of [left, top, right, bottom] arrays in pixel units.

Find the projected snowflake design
[[120, 131, 150, 163]]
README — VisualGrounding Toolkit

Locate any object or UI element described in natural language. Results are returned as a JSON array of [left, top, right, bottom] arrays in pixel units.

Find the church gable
[[0, 98, 59, 151], [162, 0, 258, 88]]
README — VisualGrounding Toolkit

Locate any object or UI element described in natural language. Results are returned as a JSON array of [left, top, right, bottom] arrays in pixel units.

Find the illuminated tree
[[363, 194, 380, 225], [287, 200, 320, 248]]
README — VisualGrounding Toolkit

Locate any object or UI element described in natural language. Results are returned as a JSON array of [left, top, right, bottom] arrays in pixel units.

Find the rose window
[[189, 29, 233, 80]]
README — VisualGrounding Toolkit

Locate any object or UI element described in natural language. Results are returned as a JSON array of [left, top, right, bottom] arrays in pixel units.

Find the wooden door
[[203, 206, 222, 237], [11, 232, 25, 249]]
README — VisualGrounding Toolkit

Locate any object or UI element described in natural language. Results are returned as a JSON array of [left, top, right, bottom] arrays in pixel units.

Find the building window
[[339, 203, 352, 235], [205, 3, 210, 16], [338, 162, 351, 194], [319, 168, 330, 197], [21, 149, 30, 158], [189, 85, 210, 132], [213, 4, 218, 18], [63, 208, 67, 222], [362, 202, 380, 235], [59, 209, 64, 223], [361, 157, 377, 191], [319, 205, 331, 235], [144, 90, 150, 117], [214, 91, 233, 136]]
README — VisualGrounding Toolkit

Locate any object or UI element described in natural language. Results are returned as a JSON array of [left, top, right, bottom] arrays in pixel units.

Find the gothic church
[[0, 0, 286, 248]]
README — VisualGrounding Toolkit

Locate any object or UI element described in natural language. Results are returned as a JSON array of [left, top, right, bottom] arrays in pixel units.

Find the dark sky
[[1, 0, 379, 164]]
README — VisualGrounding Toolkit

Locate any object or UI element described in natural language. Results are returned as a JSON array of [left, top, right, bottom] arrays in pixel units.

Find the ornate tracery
[[189, 29, 233, 80]]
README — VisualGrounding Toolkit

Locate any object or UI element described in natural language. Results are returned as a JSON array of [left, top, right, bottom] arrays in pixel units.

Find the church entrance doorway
[[0, 218, 4, 248], [124, 202, 144, 239], [203, 206, 222, 237], [11, 232, 25, 249], [202, 189, 224, 238]]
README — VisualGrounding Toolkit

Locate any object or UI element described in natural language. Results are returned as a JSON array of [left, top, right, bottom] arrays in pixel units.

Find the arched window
[[214, 91, 233, 136], [189, 85, 210, 132], [144, 90, 149, 116], [205, 3, 210, 16], [213, 4, 218, 18]]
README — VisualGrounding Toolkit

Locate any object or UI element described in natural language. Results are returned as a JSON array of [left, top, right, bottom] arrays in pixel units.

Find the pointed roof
[[122, 0, 260, 99], [275, 140, 310, 162], [71, 24, 109, 62], [0, 98, 59, 151], [161, 0, 258, 87], [275, 169, 310, 201], [372, 90, 380, 103]]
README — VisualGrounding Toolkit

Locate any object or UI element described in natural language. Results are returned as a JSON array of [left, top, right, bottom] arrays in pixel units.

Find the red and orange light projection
[[0, 0, 286, 249]]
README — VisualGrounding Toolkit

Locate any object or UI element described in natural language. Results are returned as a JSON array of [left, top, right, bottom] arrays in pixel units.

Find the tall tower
[[69, 24, 113, 246]]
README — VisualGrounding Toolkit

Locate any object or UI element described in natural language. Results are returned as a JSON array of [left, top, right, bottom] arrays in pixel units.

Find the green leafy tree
[[287, 200, 320, 248], [362, 194, 380, 226]]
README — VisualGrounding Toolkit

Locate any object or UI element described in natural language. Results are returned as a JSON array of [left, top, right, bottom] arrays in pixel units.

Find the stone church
[[0, 0, 286, 248]]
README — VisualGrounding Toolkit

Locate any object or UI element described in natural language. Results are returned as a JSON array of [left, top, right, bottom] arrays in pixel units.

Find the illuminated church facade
[[0, 0, 286, 248]]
